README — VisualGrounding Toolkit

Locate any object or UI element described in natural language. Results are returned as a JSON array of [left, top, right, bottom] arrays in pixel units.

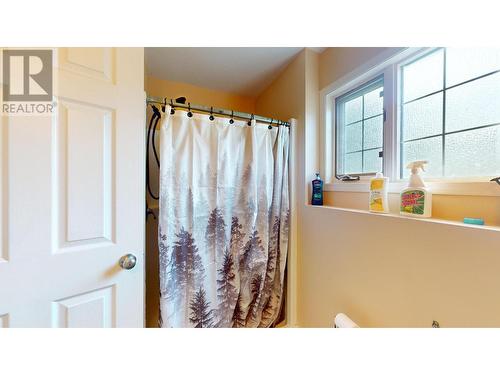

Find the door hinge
[[383, 109, 386, 122]]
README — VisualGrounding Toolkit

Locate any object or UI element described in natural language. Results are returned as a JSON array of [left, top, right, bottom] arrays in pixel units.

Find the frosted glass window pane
[[363, 148, 382, 173], [364, 86, 384, 118], [344, 97, 362, 124], [403, 49, 444, 102], [337, 77, 383, 176], [446, 73, 500, 132], [402, 136, 443, 178], [345, 152, 362, 174], [403, 92, 443, 141], [445, 126, 500, 177], [446, 48, 500, 87], [345, 121, 362, 152], [363, 115, 383, 149]]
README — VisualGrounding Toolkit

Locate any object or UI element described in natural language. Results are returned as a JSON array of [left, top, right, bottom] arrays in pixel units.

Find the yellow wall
[[144, 75, 257, 327], [319, 47, 403, 90], [301, 204, 500, 327], [258, 47, 500, 327], [146, 76, 256, 113]]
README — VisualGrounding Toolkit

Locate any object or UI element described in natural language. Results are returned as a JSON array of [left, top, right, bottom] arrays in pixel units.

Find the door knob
[[119, 254, 137, 270]]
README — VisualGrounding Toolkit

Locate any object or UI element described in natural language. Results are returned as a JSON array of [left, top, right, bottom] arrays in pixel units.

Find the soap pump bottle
[[400, 160, 432, 218], [311, 173, 323, 206], [369, 172, 389, 213]]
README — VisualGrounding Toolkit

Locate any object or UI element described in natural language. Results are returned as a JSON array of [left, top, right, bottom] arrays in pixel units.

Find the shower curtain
[[158, 106, 290, 328]]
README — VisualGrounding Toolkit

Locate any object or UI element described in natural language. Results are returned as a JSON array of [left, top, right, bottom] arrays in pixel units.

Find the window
[[401, 48, 500, 178], [329, 47, 500, 183], [335, 77, 384, 176]]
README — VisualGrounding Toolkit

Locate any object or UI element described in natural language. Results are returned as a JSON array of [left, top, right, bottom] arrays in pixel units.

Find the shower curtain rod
[[146, 96, 290, 127]]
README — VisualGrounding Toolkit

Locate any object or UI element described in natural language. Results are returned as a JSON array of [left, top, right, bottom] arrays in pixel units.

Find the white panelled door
[[0, 48, 145, 327]]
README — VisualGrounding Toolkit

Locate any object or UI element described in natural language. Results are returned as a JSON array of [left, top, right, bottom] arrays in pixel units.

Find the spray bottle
[[400, 160, 432, 218]]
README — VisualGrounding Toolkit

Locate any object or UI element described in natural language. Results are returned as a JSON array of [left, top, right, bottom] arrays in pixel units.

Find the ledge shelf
[[306, 203, 500, 233]]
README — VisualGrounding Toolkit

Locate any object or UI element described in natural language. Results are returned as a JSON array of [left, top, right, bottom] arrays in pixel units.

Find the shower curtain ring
[[170, 99, 175, 115], [229, 110, 234, 124], [187, 103, 193, 117], [209, 106, 214, 121], [268, 119, 273, 130], [248, 114, 254, 126], [161, 98, 166, 113]]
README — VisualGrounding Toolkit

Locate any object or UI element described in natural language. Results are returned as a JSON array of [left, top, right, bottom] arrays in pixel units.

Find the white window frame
[[319, 47, 500, 197], [335, 75, 385, 177]]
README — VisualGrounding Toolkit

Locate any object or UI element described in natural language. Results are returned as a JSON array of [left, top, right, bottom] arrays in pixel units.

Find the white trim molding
[[286, 118, 299, 328]]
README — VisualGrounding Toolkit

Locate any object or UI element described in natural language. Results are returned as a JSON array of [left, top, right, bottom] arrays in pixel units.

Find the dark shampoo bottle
[[311, 173, 323, 206]]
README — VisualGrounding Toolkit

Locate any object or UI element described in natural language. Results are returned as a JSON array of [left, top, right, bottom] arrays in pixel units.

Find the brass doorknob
[[119, 254, 137, 270]]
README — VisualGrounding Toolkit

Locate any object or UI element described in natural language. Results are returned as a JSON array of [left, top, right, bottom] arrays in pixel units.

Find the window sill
[[324, 180, 500, 197], [306, 204, 500, 233]]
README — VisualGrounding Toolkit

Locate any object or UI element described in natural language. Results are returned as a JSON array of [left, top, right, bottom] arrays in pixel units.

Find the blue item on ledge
[[311, 173, 323, 206], [463, 217, 484, 225]]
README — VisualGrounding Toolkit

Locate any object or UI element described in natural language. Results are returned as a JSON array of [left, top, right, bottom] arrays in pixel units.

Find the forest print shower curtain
[[159, 106, 290, 328]]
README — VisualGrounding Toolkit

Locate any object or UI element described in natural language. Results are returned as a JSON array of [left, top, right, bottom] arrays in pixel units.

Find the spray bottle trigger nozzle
[[406, 160, 428, 173]]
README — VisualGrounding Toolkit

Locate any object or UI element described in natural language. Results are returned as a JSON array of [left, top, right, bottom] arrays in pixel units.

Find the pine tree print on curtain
[[215, 248, 237, 326], [206, 208, 226, 264], [189, 287, 214, 328], [164, 227, 205, 325], [159, 107, 290, 327], [231, 293, 245, 328]]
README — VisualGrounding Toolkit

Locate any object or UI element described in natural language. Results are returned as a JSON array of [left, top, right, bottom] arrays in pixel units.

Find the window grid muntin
[[442, 48, 447, 176], [402, 68, 500, 106], [400, 48, 500, 178], [335, 76, 384, 176]]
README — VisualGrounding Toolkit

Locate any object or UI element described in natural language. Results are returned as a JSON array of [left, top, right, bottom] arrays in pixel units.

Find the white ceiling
[[145, 47, 306, 97]]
